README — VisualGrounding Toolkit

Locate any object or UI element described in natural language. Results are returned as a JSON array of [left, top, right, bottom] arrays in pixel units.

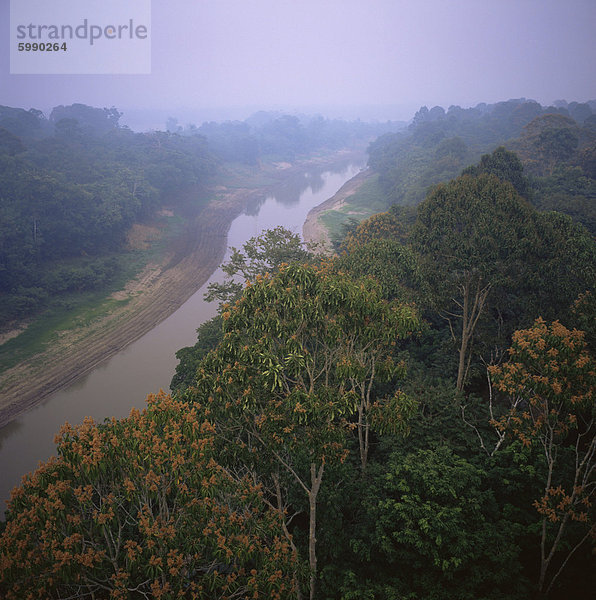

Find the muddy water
[[0, 161, 363, 514]]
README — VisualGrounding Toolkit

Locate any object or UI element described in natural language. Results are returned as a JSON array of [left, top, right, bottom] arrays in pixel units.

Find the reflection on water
[[244, 157, 353, 215], [0, 160, 363, 515], [0, 419, 22, 454]]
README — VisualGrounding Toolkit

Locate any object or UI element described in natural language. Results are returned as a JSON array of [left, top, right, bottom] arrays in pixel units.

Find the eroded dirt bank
[[302, 168, 373, 250]]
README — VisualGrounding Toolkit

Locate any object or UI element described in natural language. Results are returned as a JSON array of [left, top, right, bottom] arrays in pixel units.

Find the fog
[[1, 0, 595, 126]]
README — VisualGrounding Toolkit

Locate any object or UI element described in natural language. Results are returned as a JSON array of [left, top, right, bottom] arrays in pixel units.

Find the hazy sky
[[1, 0, 595, 124]]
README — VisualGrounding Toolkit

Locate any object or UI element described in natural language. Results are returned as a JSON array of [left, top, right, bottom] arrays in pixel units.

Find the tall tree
[[462, 146, 531, 198], [192, 264, 419, 599], [334, 238, 425, 304], [512, 114, 581, 176], [205, 226, 314, 307], [411, 173, 536, 390], [489, 319, 596, 598]]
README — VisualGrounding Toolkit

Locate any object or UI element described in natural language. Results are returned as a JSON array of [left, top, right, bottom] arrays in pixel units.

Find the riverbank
[[302, 167, 375, 250], [0, 148, 365, 428]]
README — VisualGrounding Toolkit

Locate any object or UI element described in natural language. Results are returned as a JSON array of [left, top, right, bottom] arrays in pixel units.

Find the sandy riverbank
[[302, 168, 373, 250], [0, 149, 365, 428]]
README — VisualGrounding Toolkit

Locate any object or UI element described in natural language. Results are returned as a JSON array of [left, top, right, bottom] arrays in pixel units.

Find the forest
[[0, 103, 215, 324], [0, 98, 595, 599], [0, 103, 395, 326]]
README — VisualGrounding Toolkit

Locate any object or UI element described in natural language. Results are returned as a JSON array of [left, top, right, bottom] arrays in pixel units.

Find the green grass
[[319, 174, 390, 241], [0, 293, 131, 373]]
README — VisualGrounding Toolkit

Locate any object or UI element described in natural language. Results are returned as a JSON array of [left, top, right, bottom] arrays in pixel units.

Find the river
[[0, 160, 363, 515]]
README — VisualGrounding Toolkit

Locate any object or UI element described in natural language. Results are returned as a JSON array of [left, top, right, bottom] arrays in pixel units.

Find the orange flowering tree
[[192, 263, 419, 600], [488, 318, 596, 597], [0, 392, 297, 600]]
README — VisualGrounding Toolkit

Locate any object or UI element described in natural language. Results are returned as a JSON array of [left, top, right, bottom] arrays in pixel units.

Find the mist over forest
[[1, 0, 595, 598], [0, 93, 594, 599]]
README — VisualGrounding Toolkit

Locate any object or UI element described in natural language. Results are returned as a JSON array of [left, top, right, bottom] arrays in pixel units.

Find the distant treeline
[[367, 98, 596, 234], [167, 109, 404, 164], [0, 103, 397, 325]]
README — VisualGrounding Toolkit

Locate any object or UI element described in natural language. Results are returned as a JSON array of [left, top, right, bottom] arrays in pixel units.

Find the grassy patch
[[0, 293, 130, 372], [319, 174, 390, 240]]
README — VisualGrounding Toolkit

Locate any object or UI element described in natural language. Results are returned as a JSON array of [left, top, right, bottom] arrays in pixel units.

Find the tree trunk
[[456, 278, 490, 391], [456, 331, 470, 391], [357, 403, 369, 471], [456, 280, 470, 391], [308, 463, 324, 600]]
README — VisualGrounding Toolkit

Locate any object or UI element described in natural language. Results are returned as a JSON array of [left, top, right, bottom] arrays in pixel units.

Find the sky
[[1, 0, 595, 128]]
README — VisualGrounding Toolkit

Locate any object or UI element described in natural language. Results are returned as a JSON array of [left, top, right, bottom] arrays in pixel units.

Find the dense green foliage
[[172, 129, 594, 598], [0, 105, 217, 324], [461, 145, 531, 197], [0, 104, 393, 328], [193, 112, 403, 164], [1, 100, 595, 599], [367, 99, 545, 206], [190, 263, 420, 598], [366, 99, 596, 236], [412, 172, 595, 389], [323, 143, 594, 597], [173, 227, 317, 394], [352, 446, 526, 599]]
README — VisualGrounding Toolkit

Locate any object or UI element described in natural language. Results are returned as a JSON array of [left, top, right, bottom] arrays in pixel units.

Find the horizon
[[3, 96, 595, 134], [2, 0, 595, 128]]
